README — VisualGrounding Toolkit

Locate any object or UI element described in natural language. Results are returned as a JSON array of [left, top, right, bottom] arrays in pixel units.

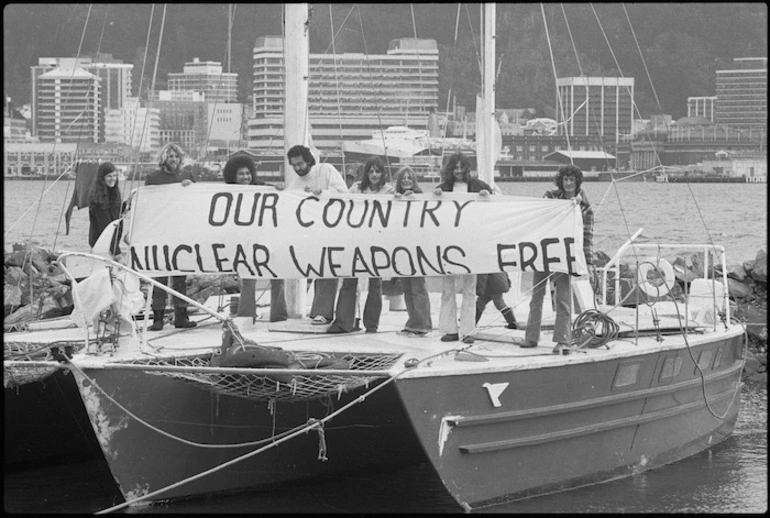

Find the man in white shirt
[[286, 145, 349, 324]]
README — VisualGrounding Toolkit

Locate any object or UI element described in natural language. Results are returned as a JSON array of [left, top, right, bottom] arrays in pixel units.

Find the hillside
[[3, 3, 766, 118]]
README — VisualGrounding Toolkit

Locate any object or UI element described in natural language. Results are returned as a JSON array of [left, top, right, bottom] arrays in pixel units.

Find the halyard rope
[[77, 343, 471, 513]]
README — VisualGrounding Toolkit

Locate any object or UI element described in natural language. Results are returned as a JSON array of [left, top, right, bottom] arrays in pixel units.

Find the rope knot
[[306, 418, 328, 462]]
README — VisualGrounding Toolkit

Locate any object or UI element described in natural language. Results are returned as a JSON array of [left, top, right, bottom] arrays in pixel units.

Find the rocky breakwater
[[593, 248, 767, 382], [4, 242, 245, 332], [4, 243, 74, 331]]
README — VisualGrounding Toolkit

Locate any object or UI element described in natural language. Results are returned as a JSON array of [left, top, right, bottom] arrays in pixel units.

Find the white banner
[[125, 184, 587, 279]]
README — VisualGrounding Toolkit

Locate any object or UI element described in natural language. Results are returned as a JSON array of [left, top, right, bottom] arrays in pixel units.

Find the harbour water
[[3, 179, 768, 513]]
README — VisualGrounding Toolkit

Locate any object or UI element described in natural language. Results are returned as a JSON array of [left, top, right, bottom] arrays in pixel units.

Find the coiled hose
[[572, 309, 620, 349]]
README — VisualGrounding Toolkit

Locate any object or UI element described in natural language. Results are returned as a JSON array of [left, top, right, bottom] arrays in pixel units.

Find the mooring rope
[[91, 343, 469, 513]]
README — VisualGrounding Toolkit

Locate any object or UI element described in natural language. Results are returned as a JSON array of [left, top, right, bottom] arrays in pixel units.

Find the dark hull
[[71, 367, 426, 504], [395, 333, 745, 510], [4, 369, 104, 469]]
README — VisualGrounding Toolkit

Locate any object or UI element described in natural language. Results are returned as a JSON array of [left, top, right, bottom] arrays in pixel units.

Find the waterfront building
[[247, 36, 439, 151], [168, 58, 238, 104], [104, 97, 161, 155], [34, 66, 100, 144], [150, 90, 209, 158], [555, 76, 635, 151], [206, 102, 245, 149], [688, 96, 717, 122], [31, 55, 133, 141], [3, 142, 77, 177], [715, 57, 767, 129], [617, 116, 762, 171], [4, 99, 31, 142]]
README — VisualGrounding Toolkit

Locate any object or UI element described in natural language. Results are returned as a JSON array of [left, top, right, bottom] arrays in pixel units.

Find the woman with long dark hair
[[222, 154, 287, 323], [327, 157, 394, 334], [393, 166, 432, 336], [88, 161, 122, 256]]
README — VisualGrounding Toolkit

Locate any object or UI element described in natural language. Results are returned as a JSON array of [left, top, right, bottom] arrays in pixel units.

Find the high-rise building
[[168, 58, 238, 104], [555, 77, 635, 147], [150, 90, 209, 158], [248, 36, 439, 150], [715, 57, 767, 129], [35, 66, 100, 143], [104, 97, 161, 154], [687, 96, 717, 121], [31, 55, 132, 141]]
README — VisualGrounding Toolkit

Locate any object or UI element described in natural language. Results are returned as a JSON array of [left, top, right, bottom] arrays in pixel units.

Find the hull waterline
[[395, 332, 745, 510]]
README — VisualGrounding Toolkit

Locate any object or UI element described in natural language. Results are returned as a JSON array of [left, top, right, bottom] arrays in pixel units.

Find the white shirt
[[287, 162, 349, 193]]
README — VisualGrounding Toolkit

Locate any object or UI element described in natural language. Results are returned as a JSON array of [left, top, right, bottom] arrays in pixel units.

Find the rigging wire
[[540, 4, 572, 163], [355, 4, 392, 171]]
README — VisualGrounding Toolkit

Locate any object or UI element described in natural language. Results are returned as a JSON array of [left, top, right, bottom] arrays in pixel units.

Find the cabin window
[[659, 356, 683, 382], [613, 362, 640, 388], [695, 349, 714, 374]]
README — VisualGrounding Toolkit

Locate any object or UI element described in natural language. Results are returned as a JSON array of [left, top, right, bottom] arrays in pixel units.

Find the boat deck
[[27, 288, 730, 378]]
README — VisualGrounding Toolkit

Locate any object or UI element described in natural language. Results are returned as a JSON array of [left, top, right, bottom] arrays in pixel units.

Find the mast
[[283, 3, 311, 318], [477, 3, 496, 189]]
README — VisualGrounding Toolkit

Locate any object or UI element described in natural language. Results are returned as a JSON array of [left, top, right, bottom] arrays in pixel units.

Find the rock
[[593, 250, 611, 268], [724, 263, 747, 281], [4, 285, 22, 308], [4, 265, 25, 285], [733, 302, 768, 341], [743, 350, 762, 379], [742, 259, 755, 275], [750, 250, 767, 283], [672, 260, 698, 283], [4, 251, 27, 268], [727, 278, 753, 299], [28, 246, 51, 273], [4, 304, 38, 328]]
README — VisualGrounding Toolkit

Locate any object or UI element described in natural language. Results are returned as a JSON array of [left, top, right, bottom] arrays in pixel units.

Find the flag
[[64, 161, 100, 234]]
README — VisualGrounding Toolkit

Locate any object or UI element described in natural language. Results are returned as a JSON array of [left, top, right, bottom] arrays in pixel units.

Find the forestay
[[123, 184, 587, 279]]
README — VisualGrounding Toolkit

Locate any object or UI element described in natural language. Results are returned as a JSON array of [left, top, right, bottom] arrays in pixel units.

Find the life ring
[[637, 257, 675, 298]]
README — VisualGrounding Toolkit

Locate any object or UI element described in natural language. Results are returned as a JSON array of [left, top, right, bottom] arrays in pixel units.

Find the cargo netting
[[4, 340, 82, 388], [124, 351, 403, 402]]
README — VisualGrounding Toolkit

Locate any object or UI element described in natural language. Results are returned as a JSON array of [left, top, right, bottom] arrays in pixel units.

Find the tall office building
[[31, 55, 132, 140], [35, 66, 100, 143], [248, 36, 439, 150], [104, 97, 161, 154], [715, 57, 767, 129], [687, 96, 717, 121], [555, 77, 635, 147], [168, 58, 238, 104]]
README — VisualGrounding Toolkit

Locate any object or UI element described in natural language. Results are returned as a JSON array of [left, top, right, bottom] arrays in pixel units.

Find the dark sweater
[[144, 168, 196, 186]]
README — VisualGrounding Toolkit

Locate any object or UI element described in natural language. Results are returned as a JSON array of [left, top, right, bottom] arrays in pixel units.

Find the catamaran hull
[[4, 369, 104, 468], [395, 332, 745, 510], [70, 367, 425, 504]]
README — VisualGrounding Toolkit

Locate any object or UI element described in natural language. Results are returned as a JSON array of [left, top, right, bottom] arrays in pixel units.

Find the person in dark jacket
[[433, 152, 492, 344], [145, 143, 197, 331], [88, 161, 123, 257], [475, 272, 518, 329], [222, 155, 287, 323]]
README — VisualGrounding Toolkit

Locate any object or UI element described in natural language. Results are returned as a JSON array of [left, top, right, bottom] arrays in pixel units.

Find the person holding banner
[[88, 161, 124, 259], [222, 155, 287, 323], [145, 143, 197, 331], [326, 157, 394, 334], [433, 152, 493, 344], [393, 166, 433, 337], [516, 164, 595, 355], [286, 145, 349, 325], [475, 272, 519, 329]]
